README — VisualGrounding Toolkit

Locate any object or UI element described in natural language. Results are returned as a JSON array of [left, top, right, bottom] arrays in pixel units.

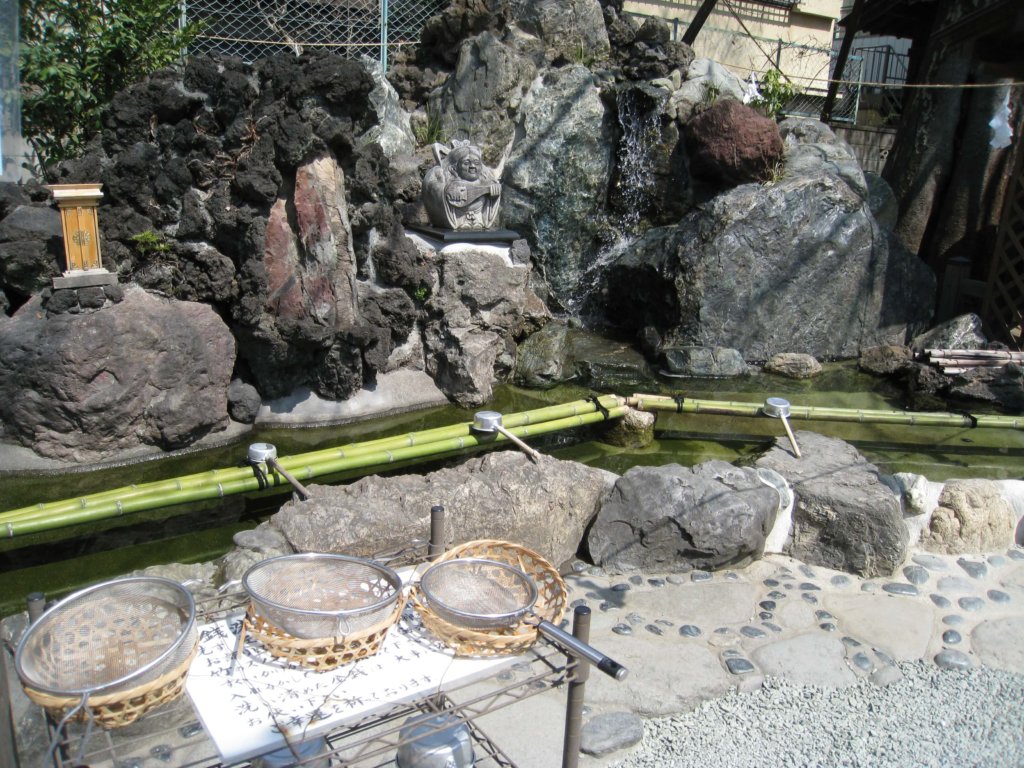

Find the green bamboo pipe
[[1, 403, 626, 537], [627, 394, 1024, 430], [6, 395, 623, 522], [276, 405, 629, 482]]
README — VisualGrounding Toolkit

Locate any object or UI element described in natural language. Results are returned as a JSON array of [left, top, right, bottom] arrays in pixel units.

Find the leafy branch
[[19, 0, 200, 177]]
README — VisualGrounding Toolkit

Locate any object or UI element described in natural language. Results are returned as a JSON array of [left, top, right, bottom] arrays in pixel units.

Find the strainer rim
[[419, 557, 539, 626], [242, 553, 402, 619], [14, 576, 196, 697]]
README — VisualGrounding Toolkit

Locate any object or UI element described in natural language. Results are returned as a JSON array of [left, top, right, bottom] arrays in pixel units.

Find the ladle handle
[[779, 416, 801, 458], [494, 425, 542, 462], [267, 458, 313, 499], [534, 618, 629, 680]]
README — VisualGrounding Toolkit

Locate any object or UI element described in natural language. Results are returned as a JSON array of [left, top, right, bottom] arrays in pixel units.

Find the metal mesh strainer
[[15, 577, 197, 698], [243, 553, 402, 639], [418, 558, 538, 630], [417, 557, 629, 680]]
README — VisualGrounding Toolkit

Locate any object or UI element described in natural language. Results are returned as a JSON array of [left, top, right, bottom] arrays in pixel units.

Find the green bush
[[20, 0, 199, 177], [751, 68, 799, 120]]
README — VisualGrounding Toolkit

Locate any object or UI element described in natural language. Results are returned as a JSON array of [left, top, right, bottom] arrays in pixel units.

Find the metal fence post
[[1, 645, 19, 768], [561, 605, 592, 768], [379, 0, 389, 71], [428, 504, 445, 560]]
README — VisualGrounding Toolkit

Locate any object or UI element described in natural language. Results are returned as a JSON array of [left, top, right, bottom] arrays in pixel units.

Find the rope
[[728, 60, 1024, 90], [243, 458, 269, 490], [673, 394, 686, 414], [587, 395, 611, 420]]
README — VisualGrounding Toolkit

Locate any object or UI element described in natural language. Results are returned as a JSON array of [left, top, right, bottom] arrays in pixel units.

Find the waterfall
[[614, 85, 666, 234], [564, 85, 667, 320]]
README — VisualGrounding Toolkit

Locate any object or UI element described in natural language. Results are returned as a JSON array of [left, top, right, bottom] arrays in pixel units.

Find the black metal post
[[682, 0, 719, 46], [0, 643, 19, 768], [428, 505, 445, 560], [27, 593, 45, 625], [561, 606, 592, 768], [822, 0, 867, 123]]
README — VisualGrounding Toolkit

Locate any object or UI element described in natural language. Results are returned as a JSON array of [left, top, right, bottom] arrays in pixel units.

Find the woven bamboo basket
[[22, 644, 198, 728], [410, 539, 567, 657], [243, 596, 404, 671], [16, 577, 199, 729]]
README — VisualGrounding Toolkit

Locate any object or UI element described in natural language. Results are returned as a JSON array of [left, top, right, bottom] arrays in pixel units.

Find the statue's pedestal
[[53, 269, 118, 289], [407, 225, 521, 244]]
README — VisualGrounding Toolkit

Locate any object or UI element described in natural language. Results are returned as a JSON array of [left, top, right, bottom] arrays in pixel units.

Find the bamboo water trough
[[0, 395, 626, 539], [4, 391, 1022, 539], [625, 394, 1024, 430]]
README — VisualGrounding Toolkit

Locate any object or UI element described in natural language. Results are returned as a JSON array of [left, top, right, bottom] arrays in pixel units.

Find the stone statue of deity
[[422, 140, 502, 231]]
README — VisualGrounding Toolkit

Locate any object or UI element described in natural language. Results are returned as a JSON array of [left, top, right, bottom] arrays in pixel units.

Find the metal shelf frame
[[5, 527, 597, 768]]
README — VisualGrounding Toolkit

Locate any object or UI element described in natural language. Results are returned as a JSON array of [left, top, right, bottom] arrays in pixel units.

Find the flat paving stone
[[750, 633, 857, 687], [902, 565, 930, 585], [912, 553, 950, 570], [934, 649, 973, 671], [959, 596, 986, 612], [882, 582, 919, 597], [580, 712, 644, 757], [825, 593, 933, 660], [725, 658, 755, 675], [971, 617, 1024, 673], [957, 558, 988, 579], [937, 576, 978, 593]]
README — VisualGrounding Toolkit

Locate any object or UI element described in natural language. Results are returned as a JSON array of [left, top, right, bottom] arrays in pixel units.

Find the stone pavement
[[472, 546, 1024, 767]]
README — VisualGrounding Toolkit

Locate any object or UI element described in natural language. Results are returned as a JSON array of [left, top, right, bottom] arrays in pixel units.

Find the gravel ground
[[608, 662, 1024, 768]]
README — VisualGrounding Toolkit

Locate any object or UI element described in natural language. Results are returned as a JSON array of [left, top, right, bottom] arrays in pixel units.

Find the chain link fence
[[784, 53, 863, 124], [182, 0, 446, 69]]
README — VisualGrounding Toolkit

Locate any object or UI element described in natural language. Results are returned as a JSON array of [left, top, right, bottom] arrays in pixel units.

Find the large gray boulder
[[0, 204, 64, 299], [513, 322, 655, 391], [0, 285, 234, 461], [755, 432, 908, 576], [602, 121, 936, 361], [270, 451, 617, 569], [419, 239, 548, 406], [918, 479, 1017, 554], [429, 31, 537, 166], [509, 0, 610, 65], [587, 460, 780, 573], [502, 64, 614, 310]]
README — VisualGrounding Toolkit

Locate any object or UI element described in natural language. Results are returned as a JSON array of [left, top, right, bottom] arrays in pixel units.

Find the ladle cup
[[472, 411, 542, 462], [762, 398, 801, 458]]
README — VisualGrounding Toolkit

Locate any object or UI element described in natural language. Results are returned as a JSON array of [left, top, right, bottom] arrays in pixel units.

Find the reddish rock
[[686, 99, 785, 188]]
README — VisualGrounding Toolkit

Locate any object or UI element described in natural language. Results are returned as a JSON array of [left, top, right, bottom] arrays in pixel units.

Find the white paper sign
[[185, 609, 516, 764]]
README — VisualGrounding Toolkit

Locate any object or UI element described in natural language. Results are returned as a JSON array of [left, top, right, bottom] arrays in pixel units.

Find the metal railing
[[181, 0, 447, 70]]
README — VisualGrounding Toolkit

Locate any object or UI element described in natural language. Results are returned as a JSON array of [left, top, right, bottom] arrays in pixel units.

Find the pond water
[[1, 362, 1020, 616]]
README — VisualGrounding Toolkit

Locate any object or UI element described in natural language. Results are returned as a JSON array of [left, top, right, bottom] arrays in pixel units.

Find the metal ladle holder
[[762, 397, 801, 458], [248, 443, 312, 499], [472, 411, 541, 462]]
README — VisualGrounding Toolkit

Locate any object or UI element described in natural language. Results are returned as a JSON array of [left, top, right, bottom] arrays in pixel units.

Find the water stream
[[564, 86, 666, 319]]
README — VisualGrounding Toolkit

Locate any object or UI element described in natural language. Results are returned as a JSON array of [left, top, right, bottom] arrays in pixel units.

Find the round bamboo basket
[[23, 644, 198, 728], [16, 577, 198, 729], [410, 540, 567, 657], [244, 596, 405, 671]]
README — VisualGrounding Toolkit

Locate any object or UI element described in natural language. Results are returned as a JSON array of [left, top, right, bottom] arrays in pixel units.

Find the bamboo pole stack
[[0, 395, 626, 539], [924, 348, 1024, 375], [625, 394, 1024, 430]]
